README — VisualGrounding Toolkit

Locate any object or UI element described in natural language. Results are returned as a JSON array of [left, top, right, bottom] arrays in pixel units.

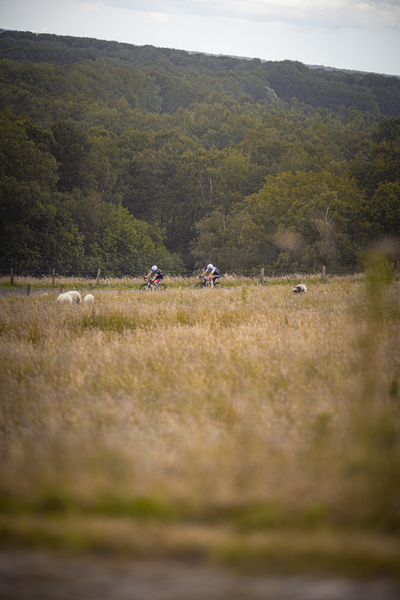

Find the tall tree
[[50, 119, 92, 193], [0, 110, 85, 269]]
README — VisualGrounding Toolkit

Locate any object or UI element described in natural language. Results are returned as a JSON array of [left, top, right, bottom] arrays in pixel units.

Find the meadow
[[1, 275, 400, 577]]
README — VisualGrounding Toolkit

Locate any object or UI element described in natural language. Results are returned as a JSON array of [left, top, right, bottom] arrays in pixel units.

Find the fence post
[[322, 266, 326, 280], [89, 283, 92, 292], [60, 285, 64, 293], [10, 267, 14, 286], [27, 285, 31, 296], [260, 268, 264, 284], [96, 268, 101, 286], [52, 268, 55, 287]]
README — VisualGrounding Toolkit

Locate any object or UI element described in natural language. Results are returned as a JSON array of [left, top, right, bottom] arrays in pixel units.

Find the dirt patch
[[0, 551, 399, 600]]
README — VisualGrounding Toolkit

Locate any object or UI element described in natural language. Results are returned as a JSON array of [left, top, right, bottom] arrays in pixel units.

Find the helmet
[[207, 264, 213, 270], [151, 265, 157, 271]]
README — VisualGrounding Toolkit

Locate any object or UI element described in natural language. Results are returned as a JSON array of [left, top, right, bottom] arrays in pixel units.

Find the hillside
[[1, 30, 400, 274], [1, 30, 400, 117]]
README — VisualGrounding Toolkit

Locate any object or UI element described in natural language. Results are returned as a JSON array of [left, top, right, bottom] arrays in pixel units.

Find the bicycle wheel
[[214, 281, 223, 288], [139, 283, 151, 291], [157, 283, 166, 290], [195, 282, 205, 289]]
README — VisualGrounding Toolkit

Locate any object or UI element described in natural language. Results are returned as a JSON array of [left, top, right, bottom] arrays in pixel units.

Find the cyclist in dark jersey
[[145, 265, 164, 285], [200, 263, 220, 288]]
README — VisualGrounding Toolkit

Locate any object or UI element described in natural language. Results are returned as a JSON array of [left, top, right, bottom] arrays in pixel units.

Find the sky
[[1, 0, 400, 76]]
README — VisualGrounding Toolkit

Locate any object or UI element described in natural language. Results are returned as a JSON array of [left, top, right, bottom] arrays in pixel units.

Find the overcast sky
[[1, 0, 399, 76]]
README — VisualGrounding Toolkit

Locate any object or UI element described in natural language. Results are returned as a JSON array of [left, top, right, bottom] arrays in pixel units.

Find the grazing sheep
[[66, 290, 81, 303], [56, 292, 73, 304], [83, 293, 94, 305], [292, 284, 307, 294]]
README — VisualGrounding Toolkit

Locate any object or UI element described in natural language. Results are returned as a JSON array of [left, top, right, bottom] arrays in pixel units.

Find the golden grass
[[1, 279, 400, 574], [0, 274, 147, 289]]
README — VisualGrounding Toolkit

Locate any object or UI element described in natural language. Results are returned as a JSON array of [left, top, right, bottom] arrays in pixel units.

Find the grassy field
[[1, 275, 400, 577]]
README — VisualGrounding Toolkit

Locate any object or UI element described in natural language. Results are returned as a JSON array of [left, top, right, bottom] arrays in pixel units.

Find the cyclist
[[145, 265, 164, 286], [200, 263, 220, 288]]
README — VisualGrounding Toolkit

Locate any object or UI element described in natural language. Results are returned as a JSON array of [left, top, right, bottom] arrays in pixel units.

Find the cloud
[[101, 0, 400, 29], [148, 12, 170, 23], [2, 0, 399, 75]]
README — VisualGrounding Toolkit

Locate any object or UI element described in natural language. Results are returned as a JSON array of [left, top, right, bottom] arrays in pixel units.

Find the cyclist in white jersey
[[200, 263, 220, 288]]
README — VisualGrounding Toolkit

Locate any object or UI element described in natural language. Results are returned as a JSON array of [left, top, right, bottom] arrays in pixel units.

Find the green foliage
[[0, 110, 85, 270], [366, 261, 399, 287], [85, 201, 184, 275], [1, 33, 399, 117], [192, 171, 366, 271], [50, 119, 92, 192], [362, 182, 400, 239], [191, 208, 261, 271], [0, 109, 181, 273], [0, 31, 399, 273]]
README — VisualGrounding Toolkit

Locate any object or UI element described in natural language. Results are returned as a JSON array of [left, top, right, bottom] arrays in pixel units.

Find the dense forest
[[1, 30, 400, 274]]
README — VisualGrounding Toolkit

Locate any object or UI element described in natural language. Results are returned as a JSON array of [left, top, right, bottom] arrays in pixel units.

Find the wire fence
[[0, 265, 370, 297], [0, 265, 363, 282]]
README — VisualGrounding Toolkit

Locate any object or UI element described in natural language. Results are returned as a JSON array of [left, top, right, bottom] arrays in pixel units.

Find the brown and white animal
[[292, 284, 307, 294]]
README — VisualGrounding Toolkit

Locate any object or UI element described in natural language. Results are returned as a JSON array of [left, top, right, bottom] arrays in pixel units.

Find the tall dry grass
[[0, 278, 400, 571]]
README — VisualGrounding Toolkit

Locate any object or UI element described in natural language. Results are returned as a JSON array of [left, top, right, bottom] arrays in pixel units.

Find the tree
[[350, 117, 400, 199], [362, 182, 400, 239], [84, 201, 183, 275], [50, 119, 92, 192], [191, 171, 366, 271], [246, 171, 365, 269], [190, 208, 260, 271], [0, 110, 80, 269]]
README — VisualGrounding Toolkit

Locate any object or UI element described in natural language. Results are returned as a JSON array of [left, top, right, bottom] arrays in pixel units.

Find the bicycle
[[195, 276, 223, 289], [139, 278, 166, 291]]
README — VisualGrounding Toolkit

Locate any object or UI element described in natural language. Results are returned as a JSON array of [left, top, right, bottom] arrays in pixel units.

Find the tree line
[[0, 31, 399, 274]]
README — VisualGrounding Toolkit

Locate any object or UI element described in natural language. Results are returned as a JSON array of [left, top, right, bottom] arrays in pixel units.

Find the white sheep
[[56, 292, 73, 304], [83, 293, 94, 305], [66, 290, 81, 303], [292, 284, 307, 294]]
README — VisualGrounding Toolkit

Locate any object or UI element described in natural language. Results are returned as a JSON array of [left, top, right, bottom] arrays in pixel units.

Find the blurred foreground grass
[[1, 277, 400, 576]]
